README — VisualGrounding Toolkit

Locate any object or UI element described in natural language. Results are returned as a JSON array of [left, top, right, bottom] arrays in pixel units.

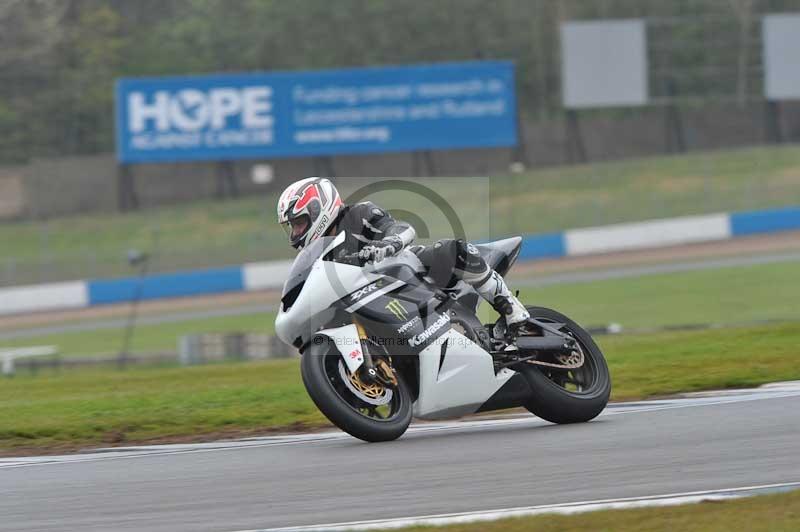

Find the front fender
[[309, 323, 364, 374]]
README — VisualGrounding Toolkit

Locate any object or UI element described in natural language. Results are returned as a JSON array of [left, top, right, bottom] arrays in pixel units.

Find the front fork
[[354, 319, 378, 381], [354, 319, 397, 387]]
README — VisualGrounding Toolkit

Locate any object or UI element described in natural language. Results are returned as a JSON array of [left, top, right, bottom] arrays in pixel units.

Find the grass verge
[[4, 260, 800, 358], [0, 312, 275, 357], [512, 260, 800, 330], [1, 321, 799, 454], [399, 489, 800, 532], [3, 144, 800, 284]]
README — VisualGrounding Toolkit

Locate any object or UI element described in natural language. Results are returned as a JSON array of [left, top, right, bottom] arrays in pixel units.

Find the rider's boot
[[474, 270, 530, 327], [454, 240, 530, 329], [462, 267, 530, 327]]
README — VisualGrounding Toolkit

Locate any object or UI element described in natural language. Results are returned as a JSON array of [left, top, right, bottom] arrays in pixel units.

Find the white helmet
[[277, 177, 343, 249]]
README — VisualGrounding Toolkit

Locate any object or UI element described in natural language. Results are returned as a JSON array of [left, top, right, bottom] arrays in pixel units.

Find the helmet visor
[[282, 214, 310, 247]]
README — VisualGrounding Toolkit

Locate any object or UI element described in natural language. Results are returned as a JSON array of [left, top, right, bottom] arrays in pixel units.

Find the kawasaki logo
[[409, 314, 450, 347], [385, 299, 409, 321]]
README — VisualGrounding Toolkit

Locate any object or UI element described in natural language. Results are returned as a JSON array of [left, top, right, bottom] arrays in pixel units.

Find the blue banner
[[115, 61, 517, 163]]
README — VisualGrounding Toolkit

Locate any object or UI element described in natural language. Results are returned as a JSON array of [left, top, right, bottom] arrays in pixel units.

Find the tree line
[[1, 0, 797, 163]]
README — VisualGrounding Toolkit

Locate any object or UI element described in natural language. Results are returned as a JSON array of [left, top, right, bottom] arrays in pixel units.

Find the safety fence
[[2, 334, 296, 376]]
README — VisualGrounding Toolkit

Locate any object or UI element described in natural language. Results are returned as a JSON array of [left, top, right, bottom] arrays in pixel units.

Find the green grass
[[602, 322, 800, 400], [2, 144, 800, 284], [512, 260, 800, 330], [3, 259, 798, 359], [491, 143, 800, 236], [1, 256, 798, 451], [2, 322, 800, 452], [399, 488, 800, 532], [0, 359, 314, 452], [0, 312, 275, 358]]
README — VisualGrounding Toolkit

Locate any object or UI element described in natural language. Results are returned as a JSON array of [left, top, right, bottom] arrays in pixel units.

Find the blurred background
[[1, 0, 800, 451], [1, 0, 799, 285]]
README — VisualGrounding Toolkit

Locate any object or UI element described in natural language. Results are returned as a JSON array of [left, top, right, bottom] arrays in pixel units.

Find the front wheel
[[301, 339, 412, 442], [515, 307, 611, 424]]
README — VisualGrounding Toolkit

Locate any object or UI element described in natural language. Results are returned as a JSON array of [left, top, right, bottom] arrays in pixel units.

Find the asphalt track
[[2, 383, 800, 532]]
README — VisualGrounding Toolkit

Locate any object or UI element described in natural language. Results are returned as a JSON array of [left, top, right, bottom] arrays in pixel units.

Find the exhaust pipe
[[516, 335, 574, 353]]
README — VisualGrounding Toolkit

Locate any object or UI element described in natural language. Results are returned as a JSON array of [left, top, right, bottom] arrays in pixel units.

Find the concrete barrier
[[1, 346, 59, 376]]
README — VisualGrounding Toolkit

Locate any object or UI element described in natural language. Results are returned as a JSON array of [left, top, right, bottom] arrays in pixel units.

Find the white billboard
[[763, 14, 800, 100], [561, 19, 648, 109]]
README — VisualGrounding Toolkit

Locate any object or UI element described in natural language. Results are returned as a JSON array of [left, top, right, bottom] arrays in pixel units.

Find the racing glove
[[358, 236, 404, 263]]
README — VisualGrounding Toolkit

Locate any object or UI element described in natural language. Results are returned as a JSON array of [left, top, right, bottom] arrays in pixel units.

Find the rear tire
[[301, 339, 412, 442], [516, 307, 611, 424]]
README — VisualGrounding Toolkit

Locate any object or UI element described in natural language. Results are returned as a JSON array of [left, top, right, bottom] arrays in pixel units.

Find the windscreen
[[281, 236, 337, 298]]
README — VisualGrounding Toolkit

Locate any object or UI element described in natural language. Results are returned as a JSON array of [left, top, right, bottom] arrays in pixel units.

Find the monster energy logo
[[385, 299, 409, 321]]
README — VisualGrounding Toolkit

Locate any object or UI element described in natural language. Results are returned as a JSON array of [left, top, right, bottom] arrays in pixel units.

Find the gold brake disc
[[347, 369, 386, 399], [336, 359, 395, 406], [375, 359, 398, 386]]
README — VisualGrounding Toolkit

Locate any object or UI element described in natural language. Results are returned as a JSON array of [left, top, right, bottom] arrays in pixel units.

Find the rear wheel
[[515, 307, 611, 424], [301, 338, 412, 442]]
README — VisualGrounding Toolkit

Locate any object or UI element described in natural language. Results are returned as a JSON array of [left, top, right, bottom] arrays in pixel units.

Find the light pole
[[118, 248, 149, 369]]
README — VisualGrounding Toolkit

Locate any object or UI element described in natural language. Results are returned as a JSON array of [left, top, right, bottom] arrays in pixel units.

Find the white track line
[[2, 381, 799, 470], [243, 481, 800, 532]]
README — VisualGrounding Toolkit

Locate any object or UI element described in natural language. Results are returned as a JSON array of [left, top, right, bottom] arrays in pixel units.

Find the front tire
[[515, 307, 611, 424], [301, 339, 412, 442]]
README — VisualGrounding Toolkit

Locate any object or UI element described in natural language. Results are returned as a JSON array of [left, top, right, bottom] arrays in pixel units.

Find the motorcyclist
[[277, 177, 530, 327]]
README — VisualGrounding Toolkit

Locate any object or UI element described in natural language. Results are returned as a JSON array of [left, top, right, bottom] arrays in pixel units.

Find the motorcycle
[[275, 232, 611, 442]]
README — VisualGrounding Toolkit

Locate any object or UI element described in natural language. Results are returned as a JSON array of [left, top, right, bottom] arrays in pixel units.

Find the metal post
[[764, 101, 783, 144], [423, 151, 436, 176], [412, 151, 437, 177], [314, 156, 336, 177], [117, 164, 139, 211], [513, 106, 531, 168], [564, 109, 587, 163], [215, 161, 239, 199], [412, 152, 422, 177], [118, 250, 149, 369], [664, 80, 686, 153]]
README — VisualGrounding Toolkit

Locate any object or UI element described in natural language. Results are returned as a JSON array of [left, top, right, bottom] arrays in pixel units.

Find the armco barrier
[[0, 281, 88, 316], [563, 212, 731, 256], [729, 206, 800, 237], [518, 232, 566, 261], [1, 205, 799, 316], [88, 266, 244, 305]]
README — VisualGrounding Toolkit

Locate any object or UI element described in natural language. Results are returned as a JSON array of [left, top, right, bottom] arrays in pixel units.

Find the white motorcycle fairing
[[317, 323, 365, 374], [414, 329, 515, 419], [275, 232, 530, 424], [275, 232, 380, 348]]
